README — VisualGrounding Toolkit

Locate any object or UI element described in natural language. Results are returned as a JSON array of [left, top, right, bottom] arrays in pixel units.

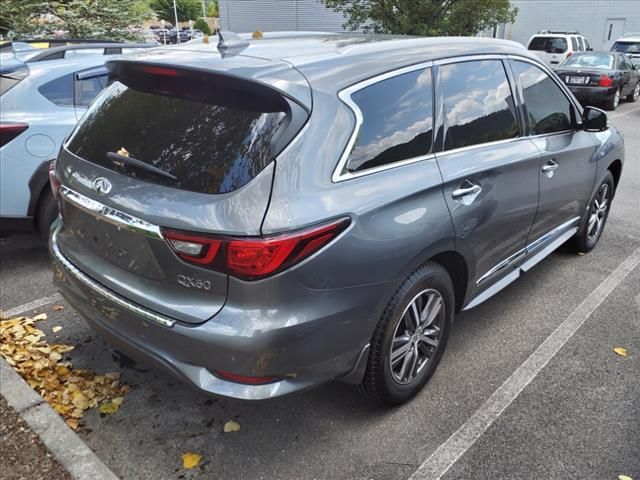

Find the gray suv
[[50, 33, 624, 406]]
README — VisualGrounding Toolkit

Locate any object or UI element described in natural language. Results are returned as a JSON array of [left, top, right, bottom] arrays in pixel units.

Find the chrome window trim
[[60, 186, 161, 239], [434, 136, 525, 159], [332, 60, 435, 183], [51, 227, 175, 329], [433, 54, 508, 65]]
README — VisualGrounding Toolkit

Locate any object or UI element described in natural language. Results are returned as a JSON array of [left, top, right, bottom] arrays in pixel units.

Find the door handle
[[542, 159, 559, 178], [452, 181, 482, 205]]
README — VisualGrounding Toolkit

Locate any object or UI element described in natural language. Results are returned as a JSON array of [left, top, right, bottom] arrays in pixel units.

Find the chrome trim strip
[[51, 227, 175, 328], [433, 54, 508, 65], [477, 248, 527, 285], [332, 60, 435, 183], [464, 269, 520, 311], [526, 216, 580, 253], [60, 186, 161, 239], [520, 227, 578, 272], [436, 136, 525, 159]]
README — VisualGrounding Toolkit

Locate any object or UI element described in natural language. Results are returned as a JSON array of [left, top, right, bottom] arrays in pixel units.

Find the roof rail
[[622, 32, 640, 37], [537, 30, 581, 35], [217, 31, 249, 52]]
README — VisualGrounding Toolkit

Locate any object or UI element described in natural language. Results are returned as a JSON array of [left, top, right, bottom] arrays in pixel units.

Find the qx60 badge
[[92, 177, 112, 195]]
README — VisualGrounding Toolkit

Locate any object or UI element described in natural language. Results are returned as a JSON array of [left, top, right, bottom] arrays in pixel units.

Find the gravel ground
[[0, 395, 72, 480]]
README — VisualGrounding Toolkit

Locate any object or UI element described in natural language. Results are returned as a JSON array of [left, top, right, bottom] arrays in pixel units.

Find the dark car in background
[[50, 33, 624, 406], [557, 52, 640, 110]]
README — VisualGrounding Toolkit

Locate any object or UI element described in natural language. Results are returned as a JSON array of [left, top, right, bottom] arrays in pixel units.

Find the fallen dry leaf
[[181, 452, 201, 469], [53, 305, 64, 312], [223, 420, 240, 433], [0, 314, 128, 428], [52, 326, 63, 333], [98, 401, 120, 414], [613, 347, 628, 357], [618, 475, 633, 480]]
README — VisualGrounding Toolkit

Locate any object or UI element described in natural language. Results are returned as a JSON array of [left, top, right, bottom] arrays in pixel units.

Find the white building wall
[[505, 0, 640, 49]]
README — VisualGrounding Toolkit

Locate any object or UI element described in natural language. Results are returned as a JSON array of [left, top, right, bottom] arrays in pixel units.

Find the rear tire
[[35, 189, 58, 242], [573, 171, 614, 253], [626, 82, 640, 102], [361, 262, 454, 407], [605, 88, 621, 111]]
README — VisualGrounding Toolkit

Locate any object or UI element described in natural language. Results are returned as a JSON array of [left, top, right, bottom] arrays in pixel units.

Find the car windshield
[[563, 53, 614, 69], [528, 37, 568, 53], [612, 41, 640, 54]]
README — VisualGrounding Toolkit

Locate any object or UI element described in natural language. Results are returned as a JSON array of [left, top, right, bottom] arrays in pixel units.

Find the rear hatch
[[54, 52, 310, 324], [527, 36, 569, 68]]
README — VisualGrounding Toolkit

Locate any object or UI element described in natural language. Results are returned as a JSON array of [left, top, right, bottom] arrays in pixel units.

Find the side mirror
[[582, 106, 608, 132]]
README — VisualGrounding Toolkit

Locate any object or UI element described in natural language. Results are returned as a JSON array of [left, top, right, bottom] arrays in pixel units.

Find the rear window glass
[[346, 68, 433, 173], [564, 54, 614, 69], [0, 67, 28, 96], [76, 74, 108, 107], [612, 41, 640, 54], [528, 37, 568, 53], [441, 60, 519, 150], [39, 73, 74, 106], [66, 81, 286, 194]]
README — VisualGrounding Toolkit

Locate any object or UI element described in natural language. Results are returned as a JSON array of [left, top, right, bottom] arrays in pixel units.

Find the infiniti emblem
[[92, 177, 112, 195]]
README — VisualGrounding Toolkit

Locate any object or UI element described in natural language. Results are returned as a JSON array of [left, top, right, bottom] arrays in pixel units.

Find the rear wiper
[[106, 151, 178, 182]]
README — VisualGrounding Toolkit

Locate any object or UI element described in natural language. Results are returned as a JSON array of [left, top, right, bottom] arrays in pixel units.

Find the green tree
[[150, 0, 200, 23], [193, 18, 211, 35], [206, 0, 218, 18], [322, 0, 518, 36]]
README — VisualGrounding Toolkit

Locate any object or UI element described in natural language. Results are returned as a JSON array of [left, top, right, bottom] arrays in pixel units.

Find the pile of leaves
[[0, 313, 128, 430]]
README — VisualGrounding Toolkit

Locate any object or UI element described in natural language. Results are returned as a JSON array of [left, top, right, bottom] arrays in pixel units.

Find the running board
[[462, 227, 578, 311]]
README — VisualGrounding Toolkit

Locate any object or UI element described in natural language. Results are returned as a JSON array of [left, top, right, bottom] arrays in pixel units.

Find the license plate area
[[568, 76, 588, 84]]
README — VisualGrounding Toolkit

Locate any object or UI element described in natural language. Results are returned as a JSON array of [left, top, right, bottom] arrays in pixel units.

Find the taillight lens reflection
[[598, 75, 614, 87], [162, 217, 350, 280], [0, 122, 28, 147]]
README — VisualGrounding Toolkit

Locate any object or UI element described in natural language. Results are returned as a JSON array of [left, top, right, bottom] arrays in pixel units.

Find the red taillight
[[598, 75, 614, 87], [0, 122, 28, 147], [214, 370, 279, 385], [48, 160, 60, 199], [162, 217, 350, 280]]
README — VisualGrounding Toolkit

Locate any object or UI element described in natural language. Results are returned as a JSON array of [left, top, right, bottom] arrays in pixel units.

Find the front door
[[435, 59, 540, 288], [510, 60, 597, 245]]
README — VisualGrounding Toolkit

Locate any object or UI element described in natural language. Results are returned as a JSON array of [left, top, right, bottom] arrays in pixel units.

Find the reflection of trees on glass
[[512, 61, 573, 135], [68, 82, 285, 194], [441, 60, 519, 151], [347, 68, 433, 172]]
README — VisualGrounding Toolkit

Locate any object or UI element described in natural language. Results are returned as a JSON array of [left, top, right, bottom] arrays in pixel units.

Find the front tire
[[361, 262, 454, 407], [573, 171, 614, 253], [626, 82, 640, 102]]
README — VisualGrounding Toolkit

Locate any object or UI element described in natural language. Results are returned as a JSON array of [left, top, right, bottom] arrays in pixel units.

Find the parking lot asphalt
[[1, 102, 639, 480]]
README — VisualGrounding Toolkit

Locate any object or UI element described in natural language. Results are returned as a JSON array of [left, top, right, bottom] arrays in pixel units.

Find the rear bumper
[[50, 226, 380, 400], [567, 85, 617, 103]]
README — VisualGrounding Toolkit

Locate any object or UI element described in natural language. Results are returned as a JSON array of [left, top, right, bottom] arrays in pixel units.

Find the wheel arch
[[429, 250, 469, 313], [607, 159, 622, 195]]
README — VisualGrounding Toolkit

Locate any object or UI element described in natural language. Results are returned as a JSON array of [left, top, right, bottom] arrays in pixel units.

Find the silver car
[[50, 33, 624, 406]]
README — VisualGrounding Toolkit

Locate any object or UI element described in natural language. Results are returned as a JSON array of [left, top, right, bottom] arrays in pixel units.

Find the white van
[[526, 31, 591, 69]]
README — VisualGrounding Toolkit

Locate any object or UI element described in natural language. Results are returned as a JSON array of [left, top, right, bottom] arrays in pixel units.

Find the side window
[[577, 37, 585, 51], [571, 37, 579, 51], [38, 73, 74, 106], [346, 68, 433, 173], [440, 60, 519, 151], [512, 61, 574, 135], [585, 38, 591, 51], [75, 74, 108, 107], [619, 55, 631, 70]]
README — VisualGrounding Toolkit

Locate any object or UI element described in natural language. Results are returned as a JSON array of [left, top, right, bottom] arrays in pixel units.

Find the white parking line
[[609, 106, 640, 119], [1, 294, 62, 319], [410, 246, 640, 480]]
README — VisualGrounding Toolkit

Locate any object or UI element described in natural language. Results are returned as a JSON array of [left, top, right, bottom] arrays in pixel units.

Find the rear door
[[55, 60, 309, 324], [434, 58, 539, 289], [510, 59, 597, 245]]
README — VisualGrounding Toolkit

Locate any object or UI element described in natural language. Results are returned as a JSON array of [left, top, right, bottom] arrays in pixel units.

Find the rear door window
[[345, 68, 433, 173], [39, 73, 74, 106], [512, 61, 574, 135], [570, 37, 579, 51], [528, 37, 568, 53], [66, 80, 287, 194], [75, 74, 108, 107], [440, 60, 519, 151], [577, 37, 585, 51]]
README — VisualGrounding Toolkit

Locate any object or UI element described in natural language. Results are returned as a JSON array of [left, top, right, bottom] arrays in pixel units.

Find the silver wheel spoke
[[420, 334, 439, 348], [422, 296, 442, 327], [391, 338, 412, 366], [398, 347, 414, 381]]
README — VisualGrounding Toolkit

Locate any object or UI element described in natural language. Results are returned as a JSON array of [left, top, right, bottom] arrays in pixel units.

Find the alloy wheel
[[389, 289, 444, 385], [613, 89, 620, 108], [587, 183, 610, 241], [633, 83, 640, 101]]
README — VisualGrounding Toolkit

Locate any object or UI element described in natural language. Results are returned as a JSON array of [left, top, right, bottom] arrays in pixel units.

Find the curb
[[0, 357, 119, 480]]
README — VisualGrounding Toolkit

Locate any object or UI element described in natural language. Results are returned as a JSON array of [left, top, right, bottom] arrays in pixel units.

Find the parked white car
[[0, 55, 109, 239], [526, 30, 592, 69], [611, 32, 640, 60]]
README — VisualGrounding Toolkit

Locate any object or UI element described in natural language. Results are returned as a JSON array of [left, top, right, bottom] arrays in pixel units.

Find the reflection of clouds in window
[[347, 68, 433, 172]]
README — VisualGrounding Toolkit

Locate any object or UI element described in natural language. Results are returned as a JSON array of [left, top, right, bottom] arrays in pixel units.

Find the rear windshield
[[528, 37, 568, 53], [563, 54, 614, 69], [66, 81, 287, 194], [612, 41, 640, 54]]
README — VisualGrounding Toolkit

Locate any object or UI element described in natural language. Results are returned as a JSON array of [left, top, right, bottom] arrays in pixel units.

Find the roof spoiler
[[217, 31, 250, 53]]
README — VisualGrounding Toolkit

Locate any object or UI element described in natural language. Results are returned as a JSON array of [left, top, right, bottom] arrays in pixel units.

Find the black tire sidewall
[[576, 171, 614, 252], [35, 189, 58, 242]]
